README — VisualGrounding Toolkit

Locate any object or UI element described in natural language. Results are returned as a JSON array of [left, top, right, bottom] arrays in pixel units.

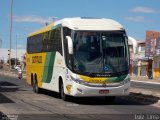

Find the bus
[[26, 17, 130, 101]]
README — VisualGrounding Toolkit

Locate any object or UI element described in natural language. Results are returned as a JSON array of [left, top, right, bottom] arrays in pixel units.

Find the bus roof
[[28, 17, 124, 37]]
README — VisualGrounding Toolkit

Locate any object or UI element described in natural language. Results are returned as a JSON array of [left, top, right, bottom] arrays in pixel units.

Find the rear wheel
[[32, 76, 40, 93]]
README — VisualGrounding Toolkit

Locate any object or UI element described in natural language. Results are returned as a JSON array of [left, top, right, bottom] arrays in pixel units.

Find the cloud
[[131, 6, 156, 13], [124, 16, 145, 22], [13, 15, 55, 24], [17, 44, 24, 49]]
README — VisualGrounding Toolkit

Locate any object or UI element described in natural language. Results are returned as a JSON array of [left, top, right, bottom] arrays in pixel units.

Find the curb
[[131, 80, 160, 85]]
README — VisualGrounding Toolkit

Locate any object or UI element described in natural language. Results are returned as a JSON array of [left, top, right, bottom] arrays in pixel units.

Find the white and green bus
[[26, 17, 130, 101]]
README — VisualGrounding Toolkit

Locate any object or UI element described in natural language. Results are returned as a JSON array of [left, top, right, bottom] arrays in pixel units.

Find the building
[[128, 37, 137, 76], [136, 41, 147, 76], [128, 37, 137, 54], [128, 37, 147, 76], [145, 31, 160, 78]]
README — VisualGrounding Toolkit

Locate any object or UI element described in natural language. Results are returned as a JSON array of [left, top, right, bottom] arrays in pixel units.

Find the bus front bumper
[[69, 82, 130, 97]]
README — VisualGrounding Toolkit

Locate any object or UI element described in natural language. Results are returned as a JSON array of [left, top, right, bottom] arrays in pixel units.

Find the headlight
[[120, 75, 130, 85], [70, 76, 86, 84]]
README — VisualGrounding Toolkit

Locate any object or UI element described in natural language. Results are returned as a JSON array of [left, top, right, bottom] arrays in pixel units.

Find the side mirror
[[66, 36, 73, 54]]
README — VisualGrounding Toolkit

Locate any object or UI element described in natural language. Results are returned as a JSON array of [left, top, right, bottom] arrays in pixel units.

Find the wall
[[153, 56, 160, 78], [145, 31, 160, 78]]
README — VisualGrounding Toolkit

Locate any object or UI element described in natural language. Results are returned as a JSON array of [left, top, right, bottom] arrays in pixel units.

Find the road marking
[[131, 80, 160, 85]]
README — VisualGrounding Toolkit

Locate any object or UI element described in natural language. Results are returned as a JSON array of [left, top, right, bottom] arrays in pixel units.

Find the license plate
[[99, 90, 109, 94]]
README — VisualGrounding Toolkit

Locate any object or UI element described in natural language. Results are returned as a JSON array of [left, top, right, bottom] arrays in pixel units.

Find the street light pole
[[15, 34, 17, 67], [9, 0, 13, 72]]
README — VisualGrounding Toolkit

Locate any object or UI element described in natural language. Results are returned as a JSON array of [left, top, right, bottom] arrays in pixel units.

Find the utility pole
[[15, 35, 17, 67], [9, 0, 13, 72]]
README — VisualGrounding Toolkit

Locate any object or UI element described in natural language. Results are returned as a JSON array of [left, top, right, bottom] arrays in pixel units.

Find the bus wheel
[[60, 81, 68, 101], [33, 78, 40, 93], [105, 96, 115, 104]]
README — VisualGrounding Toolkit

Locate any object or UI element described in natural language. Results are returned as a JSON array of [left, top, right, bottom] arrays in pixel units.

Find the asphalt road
[[131, 81, 160, 91], [0, 75, 160, 120]]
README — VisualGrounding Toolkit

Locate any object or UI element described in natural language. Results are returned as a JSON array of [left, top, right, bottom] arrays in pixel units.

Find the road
[[0, 74, 160, 120], [131, 81, 160, 91]]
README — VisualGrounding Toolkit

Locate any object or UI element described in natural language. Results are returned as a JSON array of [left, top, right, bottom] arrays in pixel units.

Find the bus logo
[[104, 65, 110, 71]]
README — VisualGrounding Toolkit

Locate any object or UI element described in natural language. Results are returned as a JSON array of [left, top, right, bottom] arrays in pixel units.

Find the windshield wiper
[[87, 72, 95, 77]]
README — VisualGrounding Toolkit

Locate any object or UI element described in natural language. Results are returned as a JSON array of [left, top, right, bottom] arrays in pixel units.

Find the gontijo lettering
[[32, 56, 42, 63]]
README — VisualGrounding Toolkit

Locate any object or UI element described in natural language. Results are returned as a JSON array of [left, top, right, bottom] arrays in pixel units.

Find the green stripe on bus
[[107, 74, 127, 83], [42, 52, 56, 83]]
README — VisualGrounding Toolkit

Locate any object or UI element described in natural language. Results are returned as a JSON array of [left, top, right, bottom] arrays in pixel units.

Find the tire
[[32, 77, 40, 93], [60, 81, 68, 101]]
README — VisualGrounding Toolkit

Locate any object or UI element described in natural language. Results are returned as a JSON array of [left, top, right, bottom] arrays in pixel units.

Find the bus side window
[[27, 34, 43, 53], [50, 28, 63, 55], [43, 32, 50, 52]]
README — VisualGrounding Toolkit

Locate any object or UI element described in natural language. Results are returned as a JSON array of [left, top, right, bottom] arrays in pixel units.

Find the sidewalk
[[0, 69, 26, 78], [131, 76, 160, 83]]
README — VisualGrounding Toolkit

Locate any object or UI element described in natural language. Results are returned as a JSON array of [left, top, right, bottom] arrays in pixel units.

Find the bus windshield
[[73, 31, 129, 75]]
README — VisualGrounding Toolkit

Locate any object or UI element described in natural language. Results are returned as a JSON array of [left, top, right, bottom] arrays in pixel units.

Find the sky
[[0, 0, 160, 50]]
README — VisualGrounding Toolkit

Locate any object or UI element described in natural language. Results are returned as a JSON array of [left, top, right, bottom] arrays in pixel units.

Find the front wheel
[[60, 82, 68, 101]]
